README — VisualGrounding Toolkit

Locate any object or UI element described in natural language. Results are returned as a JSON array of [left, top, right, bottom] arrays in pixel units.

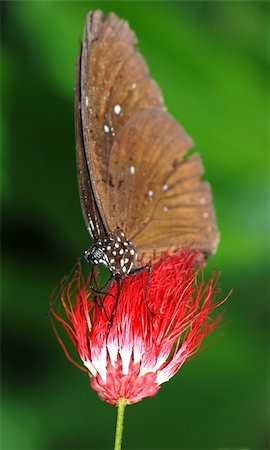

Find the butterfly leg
[[90, 273, 116, 300], [108, 276, 122, 328], [86, 265, 114, 322], [143, 265, 155, 316]]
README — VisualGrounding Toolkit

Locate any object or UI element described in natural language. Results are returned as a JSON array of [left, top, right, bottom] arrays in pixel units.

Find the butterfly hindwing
[[105, 108, 219, 264]]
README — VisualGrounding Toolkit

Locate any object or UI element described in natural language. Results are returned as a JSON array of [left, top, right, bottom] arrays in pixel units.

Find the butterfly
[[75, 10, 219, 277]]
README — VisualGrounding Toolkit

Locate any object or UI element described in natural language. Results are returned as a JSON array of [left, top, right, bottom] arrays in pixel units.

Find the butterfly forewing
[[75, 50, 107, 239], [80, 11, 164, 234]]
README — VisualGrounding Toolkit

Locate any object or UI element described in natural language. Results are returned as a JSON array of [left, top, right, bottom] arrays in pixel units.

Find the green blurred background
[[1, 1, 268, 449]]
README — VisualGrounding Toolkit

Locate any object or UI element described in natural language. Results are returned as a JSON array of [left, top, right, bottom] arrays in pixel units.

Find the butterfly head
[[85, 229, 137, 276]]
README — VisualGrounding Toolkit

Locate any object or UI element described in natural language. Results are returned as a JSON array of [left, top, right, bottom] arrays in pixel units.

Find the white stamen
[[122, 266, 127, 274], [91, 347, 107, 382], [83, 358, 97, 377], [85, 96, 89, 106], [107, 245, 111, 251], [124, 258, 129, 264], [117, 237, 121, 242], [120, 346, 132, 375], [115, 243, 119, 248], [130, 249, 135, 255], [110, 258, 115, 264], [107, 341, 118, 366], [119, 249, 124, 255]]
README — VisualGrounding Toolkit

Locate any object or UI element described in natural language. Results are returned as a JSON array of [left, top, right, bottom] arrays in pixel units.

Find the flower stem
[[114, 398, 127, 450]]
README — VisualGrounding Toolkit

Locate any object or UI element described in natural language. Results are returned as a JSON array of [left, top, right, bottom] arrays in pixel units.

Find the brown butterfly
[[75, 10, 219, 277]]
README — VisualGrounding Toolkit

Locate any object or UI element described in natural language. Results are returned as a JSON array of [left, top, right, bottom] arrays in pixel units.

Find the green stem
[[114, 398, 127, 450]]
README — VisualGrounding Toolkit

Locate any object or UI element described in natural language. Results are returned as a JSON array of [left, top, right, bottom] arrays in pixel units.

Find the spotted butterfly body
[[75, 10, 219, 276], [84, 228, 136, 275]]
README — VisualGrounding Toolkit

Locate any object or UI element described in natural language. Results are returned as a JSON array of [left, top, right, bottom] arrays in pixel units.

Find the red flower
[[51, 251, 225, 405]]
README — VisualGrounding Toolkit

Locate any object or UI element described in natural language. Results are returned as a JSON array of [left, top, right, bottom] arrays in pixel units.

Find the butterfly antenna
[[47, 255, 85, 317]]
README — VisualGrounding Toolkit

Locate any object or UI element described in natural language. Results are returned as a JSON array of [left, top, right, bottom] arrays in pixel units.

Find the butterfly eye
[[91, 247, 105, 262]]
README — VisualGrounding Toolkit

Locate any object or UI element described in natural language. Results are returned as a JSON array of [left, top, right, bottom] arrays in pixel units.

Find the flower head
[[51, 250, 225, 405]]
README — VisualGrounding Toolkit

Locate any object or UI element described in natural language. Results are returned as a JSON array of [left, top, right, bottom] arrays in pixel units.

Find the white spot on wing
[[163, 206, 168, 212], [148, 190, 154, 197], [104, 124, 110, 133], [200, 198, 206, 205], [131, 83, 137, 89], [130, 166, 135, 175], [85, 96, 89, 106], [203, 212, 209, 219], [163, 184, 169, 191], [114, 104, 121, 115]]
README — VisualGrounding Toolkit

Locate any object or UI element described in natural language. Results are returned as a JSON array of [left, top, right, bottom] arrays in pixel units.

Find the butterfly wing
[[77, 10, 219, 265], [75, 50, 107, 240], [105, 108, 219, 264], [79, 10, 164, 235]]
